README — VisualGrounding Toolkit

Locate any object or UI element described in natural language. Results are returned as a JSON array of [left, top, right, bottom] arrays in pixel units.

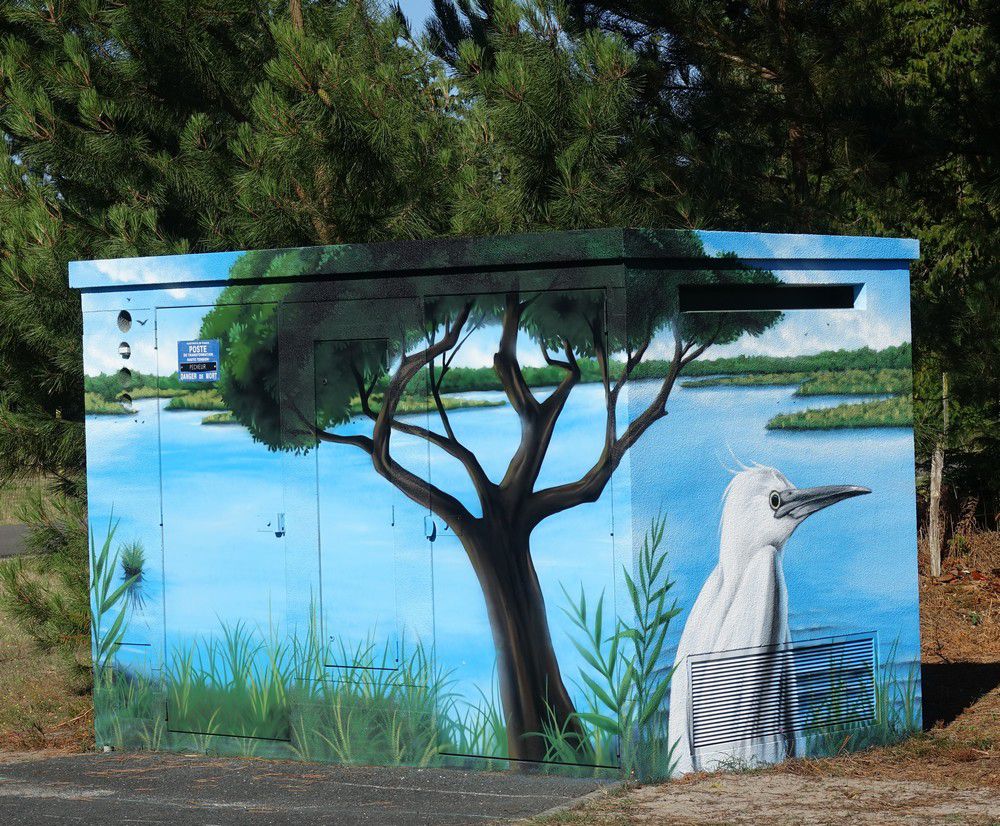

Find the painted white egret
[[668, 465, 870, 775]]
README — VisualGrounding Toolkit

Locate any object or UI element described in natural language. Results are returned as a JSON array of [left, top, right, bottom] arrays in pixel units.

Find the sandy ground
[[569, 772, 1000, 825], [532, 690, 1000, 825]]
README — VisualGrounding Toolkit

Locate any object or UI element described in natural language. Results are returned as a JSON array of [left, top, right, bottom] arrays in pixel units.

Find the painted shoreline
[[85, 372, 913, 430]]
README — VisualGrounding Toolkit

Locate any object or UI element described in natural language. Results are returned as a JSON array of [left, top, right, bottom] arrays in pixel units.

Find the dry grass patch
[[920, 531, 1000, 665], [0, 562, 91, 753], [0, 478, 43, 525]]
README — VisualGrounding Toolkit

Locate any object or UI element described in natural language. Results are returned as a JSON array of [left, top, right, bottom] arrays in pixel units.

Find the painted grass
[[682, 372, 813, 389], [166, 622, 292, 740], [201, 412, 240, 425], [767, 396, 913, 430], [537, 515, 681, 779], [94, 521, 681, 775], [804, 640, 921, 757], [360, 393, 504, 416], [437, 345, 912, 392], [129, 386, 188, 399], [84, 392, 136, 415], [795, 369, 911, 396], [98, 624, 461, 764], [201, 394, 504, 424]]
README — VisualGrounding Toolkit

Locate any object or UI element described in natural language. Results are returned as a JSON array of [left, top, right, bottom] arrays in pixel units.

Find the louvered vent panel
[[689, 634, 877, 750]]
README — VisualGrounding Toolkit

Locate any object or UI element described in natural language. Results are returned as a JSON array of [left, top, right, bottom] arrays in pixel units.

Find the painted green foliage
[[202, 232, 782, 450]]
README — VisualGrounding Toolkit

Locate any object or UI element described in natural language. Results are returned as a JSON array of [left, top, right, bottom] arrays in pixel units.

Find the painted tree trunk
[[461, 524, 587, 763]]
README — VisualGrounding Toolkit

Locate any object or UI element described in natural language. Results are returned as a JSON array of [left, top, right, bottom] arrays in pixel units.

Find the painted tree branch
[[428, 359, 458, 444], [525, 322, 720, 526], [499, 336, 581, 501], [368, 301, 484, 532], [354, 368, 484, 487], [494, 293, 538, 416]]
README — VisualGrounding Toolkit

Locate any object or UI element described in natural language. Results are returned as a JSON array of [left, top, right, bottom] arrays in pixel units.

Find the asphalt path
[[0, 751, 615, 825], [0, 524, 28, 558]]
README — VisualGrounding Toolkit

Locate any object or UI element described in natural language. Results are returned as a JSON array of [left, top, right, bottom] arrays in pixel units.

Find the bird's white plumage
[[668, 466, 801, 775]]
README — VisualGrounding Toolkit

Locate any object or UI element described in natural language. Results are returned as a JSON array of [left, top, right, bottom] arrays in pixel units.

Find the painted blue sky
[[80, 253, 238, 374], [441, 270, 910, 369], [79, 234, 913, 375], [83, 267, 910, 375]]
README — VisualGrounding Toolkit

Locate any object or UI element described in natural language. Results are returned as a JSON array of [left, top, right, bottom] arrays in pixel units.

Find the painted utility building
[[71, 228, 922, 779]]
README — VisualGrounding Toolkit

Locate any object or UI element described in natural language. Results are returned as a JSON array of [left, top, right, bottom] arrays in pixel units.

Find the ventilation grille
[[688, 634, 877, 751]]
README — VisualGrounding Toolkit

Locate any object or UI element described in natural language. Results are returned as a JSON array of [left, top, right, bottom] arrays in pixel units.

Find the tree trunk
[[460, 522, 588, 763], [290, 0, 303, 31], [928, 371, 949, 577]]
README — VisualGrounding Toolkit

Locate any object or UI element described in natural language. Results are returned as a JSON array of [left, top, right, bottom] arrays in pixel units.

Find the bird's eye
[[769, 491, 781, 511]]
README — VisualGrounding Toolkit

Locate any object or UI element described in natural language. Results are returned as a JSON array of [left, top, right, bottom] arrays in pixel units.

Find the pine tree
[[868, 1, 1000, 555], [0, 0, 462, 680], [430, 0, 903, 230], [447, 0, 686, 234], [215, 1, 461, 249], [430, 0, 1000, 540], [0, 0, 281, 682]]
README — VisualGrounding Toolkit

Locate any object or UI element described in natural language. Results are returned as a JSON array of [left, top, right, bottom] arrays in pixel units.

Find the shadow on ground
[[922, 661, 1000, 728], [0, 751, 612, 826]]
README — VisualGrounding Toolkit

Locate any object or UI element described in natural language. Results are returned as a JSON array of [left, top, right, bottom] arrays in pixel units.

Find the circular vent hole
[[119, 341, 131, 359], [117, 311, 132, 333], [117, 393, 133, 405], [118, 367, 132, 383]]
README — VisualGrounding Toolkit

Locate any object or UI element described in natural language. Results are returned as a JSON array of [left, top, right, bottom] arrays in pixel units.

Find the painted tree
[[203, 233, 781, 760]]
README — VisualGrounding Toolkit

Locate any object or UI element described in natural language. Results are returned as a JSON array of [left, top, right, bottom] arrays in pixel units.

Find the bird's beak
[[774, 485, 871, 520]]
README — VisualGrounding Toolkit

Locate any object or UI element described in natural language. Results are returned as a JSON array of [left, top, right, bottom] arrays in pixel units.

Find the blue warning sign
[[177, 339, 220, 383]]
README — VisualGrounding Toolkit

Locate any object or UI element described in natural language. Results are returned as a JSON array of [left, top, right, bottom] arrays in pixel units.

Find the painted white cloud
[[446, 326, 547, 369], [641, 306, 907, 362], [643, 270, 910, 360], [93, 259, 190, 299], [84, 326, 158, 376], [709, 308, 908, 358]]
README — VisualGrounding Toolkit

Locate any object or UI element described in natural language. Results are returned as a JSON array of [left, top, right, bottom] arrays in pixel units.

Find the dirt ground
[[538, 531, 1000, 825]]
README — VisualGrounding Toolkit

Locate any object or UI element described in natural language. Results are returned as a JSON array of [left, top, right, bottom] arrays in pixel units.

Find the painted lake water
[[86, 379, 921, 711]]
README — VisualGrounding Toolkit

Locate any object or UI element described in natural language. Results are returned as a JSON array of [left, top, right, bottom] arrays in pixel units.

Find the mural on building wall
[[78, 230, 922, 777]]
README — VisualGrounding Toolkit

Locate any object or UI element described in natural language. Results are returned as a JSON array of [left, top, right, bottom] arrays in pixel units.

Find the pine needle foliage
[[450, 0, 686, 234], [0, 491, 91, 685]]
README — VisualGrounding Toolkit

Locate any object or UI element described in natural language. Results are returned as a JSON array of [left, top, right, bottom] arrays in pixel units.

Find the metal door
[[157, 304, 290, 740]]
